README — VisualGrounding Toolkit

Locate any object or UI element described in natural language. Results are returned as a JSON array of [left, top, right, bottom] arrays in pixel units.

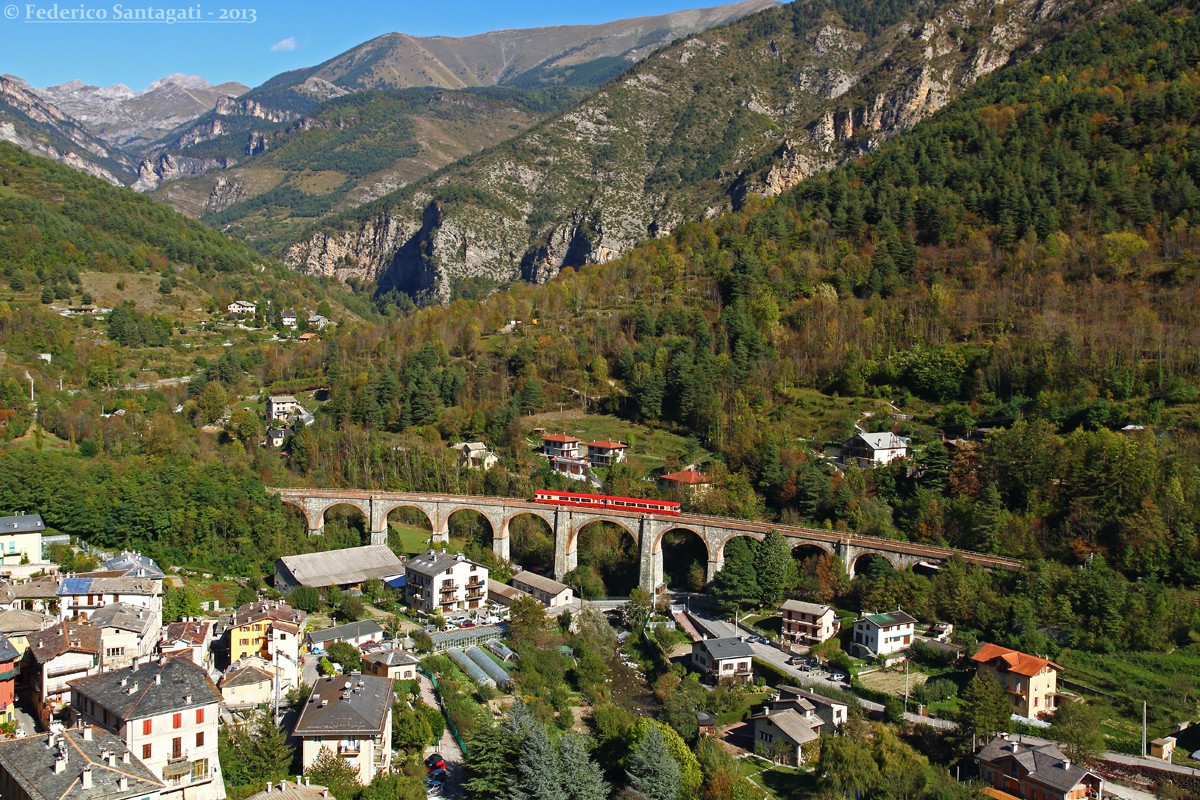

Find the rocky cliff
[[0, 74, 134, 185], [286, 0, 1092, 303]]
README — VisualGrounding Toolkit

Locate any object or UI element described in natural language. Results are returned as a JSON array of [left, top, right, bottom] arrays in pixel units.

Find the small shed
[[1149, 736, 1176, 761]]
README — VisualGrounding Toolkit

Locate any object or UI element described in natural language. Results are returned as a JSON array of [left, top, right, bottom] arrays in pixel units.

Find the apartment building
[[57, 576, 162, 623], [0, 513, 45, 567], [70, 656, 224, 800], [404, 551, 488, 615], [27, 620, 101, 725], [91, 603, 160, 671], [0, 726, 164, 800], [227, 600, 306, 665]]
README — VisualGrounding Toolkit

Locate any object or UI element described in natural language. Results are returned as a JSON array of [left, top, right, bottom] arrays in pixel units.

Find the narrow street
[[419, 673, 464, 798]]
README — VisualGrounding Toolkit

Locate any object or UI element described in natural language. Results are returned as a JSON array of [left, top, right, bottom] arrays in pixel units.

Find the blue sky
[[1, 0, 733, 90]]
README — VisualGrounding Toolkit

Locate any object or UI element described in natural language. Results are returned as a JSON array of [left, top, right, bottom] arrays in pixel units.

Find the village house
[[246, 781, 332, 800], [13, 577, 60, 614], [293, 674, 394, 785], [91, 603, 160, 671], [540, 434, 581, 459], [102, 552, 165, 581], [972, 643, 1061, 720], [0, 582, 15, 613], [281, 311, 298, 328], [226, 600, 305, 667], [403, 551, 488, 615], [841, 432, 910, 467], [585, 440, 628, 467], [70, 656, 224, 800], [0, 608, 55, 656], [57, 575, 162, 623], [691, 637, 754, 684], [852, 610, 916, 658], [274, 545, 405, 593], [27, 620, 102, 725], [362, 648, 420, 682], [267, 427, 287, 448], [159, 621, 213, 671], [977, 737, 1104, 800], [0, 634, 18, 724], [0, 513, 45, 567], [487, 580, 531, 608], [218, 657, 291, 709], [510, 571, 574, 609], [751, 702, 822, 766], [266, 395, 299, 421], [551, 456, 594, 484], [771, 685, 848, 733], [307, 620, 384, 652], [226, 300, 256, 316], [297, 332, 318, 344], [450, 441, 499, 471], [0, 726, 164, 800], [779, 600, 840, 646], [657, 468, 711, 497], [307, 314, 332, 330]]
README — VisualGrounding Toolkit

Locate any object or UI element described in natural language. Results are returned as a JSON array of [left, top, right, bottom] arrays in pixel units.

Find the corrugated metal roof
[[277, 545, 404, 588]]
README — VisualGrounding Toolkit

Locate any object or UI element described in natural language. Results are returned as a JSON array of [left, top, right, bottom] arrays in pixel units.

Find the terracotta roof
[[542, 434, 580, 443], [660, 469, 710, 484], [164, 620, 211, 646], [231, 600, 306, 629], [586, 440, 627, 449], [972, 643, 1061, 677]]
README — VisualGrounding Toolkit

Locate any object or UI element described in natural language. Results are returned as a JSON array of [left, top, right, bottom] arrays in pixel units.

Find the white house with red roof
[[540, 434, 580, 459], [585, 440, 628, 467], [657, 468, 711, 497]]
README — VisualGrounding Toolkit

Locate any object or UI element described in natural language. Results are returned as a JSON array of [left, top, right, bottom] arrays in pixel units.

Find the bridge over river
[[267, 488, 1022, 594]]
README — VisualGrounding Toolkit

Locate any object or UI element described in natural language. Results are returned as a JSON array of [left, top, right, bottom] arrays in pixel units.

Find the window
[[192, 758, 209, 779], [143, 743, 152, 759], [173, 712, 182, 729], [143, 719, 152, 736], [196, 731, 205, 747], [172, 737, 182, 759], [196, 708, 204, 724]]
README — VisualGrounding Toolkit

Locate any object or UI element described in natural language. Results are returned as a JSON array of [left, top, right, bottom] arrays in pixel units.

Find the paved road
[[420, 674, 464, 799]]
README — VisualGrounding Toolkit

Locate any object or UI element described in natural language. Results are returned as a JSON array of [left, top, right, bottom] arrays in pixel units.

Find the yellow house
[[228, 600, 305, 664], [0, 514, 44, 566], [972, 643, 1061, 719]]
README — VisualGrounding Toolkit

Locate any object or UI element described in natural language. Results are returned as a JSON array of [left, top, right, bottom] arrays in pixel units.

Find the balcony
[[338, 744, 361, 756]]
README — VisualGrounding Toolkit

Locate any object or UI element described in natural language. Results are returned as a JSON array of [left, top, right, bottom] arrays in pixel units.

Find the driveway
[[420, 674, 464, 799]]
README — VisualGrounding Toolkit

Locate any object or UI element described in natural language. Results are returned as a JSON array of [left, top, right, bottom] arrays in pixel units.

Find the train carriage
[[533, 490, 681, 516]]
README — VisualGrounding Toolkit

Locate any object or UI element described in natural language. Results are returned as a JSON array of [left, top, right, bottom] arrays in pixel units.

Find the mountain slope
[[36, 74, 249, 149], [0, 75, 136, 185], [283, 0, 1098, 302]]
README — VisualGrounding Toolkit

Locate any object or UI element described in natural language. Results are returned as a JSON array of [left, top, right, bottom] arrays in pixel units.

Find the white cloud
[[270, 37, 297, 52]]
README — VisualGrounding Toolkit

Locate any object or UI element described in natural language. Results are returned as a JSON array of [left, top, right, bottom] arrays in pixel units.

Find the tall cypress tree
[[754, 529, 793, 605]]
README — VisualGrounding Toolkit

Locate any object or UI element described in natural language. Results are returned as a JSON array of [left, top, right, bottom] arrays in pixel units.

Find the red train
[[532, 489, 681, 516]]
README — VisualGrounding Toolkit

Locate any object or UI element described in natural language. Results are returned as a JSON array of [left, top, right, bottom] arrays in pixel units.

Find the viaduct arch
[[269, 488, 1021, 594]]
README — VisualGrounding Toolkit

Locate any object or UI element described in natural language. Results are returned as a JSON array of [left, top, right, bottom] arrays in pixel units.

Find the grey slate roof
[[0, 727, 162, 800], [308, 619, 383, 646], [293, 674, 393, 738], [0, 633, 18, 664], [780, 599, 834, 616], [695, 636, 755, 661], [277, 545, 404, 588], [404, 549, 468, 578], [363, 649, 420, 668], [246, 780, 332, 800], [977, 737, 1101, 793], [0, 513, 45, 534], [13, 577, 61, 600], [101, 551, 164, 580], [511, 571, 570, 596], [754, 708, 821, 746], [776, 685, 848, 712], [28, 621, 101, 663], [221, 664, 273, 689], [0, 608, 54, 636], [89, 603, 156, 635], [69, 656, 219, 720]]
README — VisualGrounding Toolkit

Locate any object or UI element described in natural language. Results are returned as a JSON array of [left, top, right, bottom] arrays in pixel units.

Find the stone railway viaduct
[[268, 488, 1021, 594]]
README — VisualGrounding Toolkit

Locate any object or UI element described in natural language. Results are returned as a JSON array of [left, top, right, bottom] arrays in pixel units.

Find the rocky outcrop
[[213, 96, 294, 122], [205, 175, 247, 213], [132, 152, 232, 192]]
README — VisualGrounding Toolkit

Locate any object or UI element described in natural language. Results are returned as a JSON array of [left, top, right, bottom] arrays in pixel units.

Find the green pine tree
[[510, 720, 568, 800], [305, 746, 361, 800], [463, 723, 517, 800], [960, 673, 1013, 743], [753, 529, 793, 605], [557, 734, 609, 800], [626, 724, 681, 800]]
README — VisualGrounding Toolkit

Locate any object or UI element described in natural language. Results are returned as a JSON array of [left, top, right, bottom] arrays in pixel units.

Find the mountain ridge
[[282, 0, 1098, 303]]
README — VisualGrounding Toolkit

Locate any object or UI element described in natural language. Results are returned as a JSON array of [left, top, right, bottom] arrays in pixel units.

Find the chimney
[[266, 783, 272, 794], [53, 754, 67, 774], [80, 767, 92, 789], [81, 723, 92, 741], [1062, 758, 1071, 769], [155, 672, 160, 685], [121, 750, 130, 765], [118, 776, 128, 790]]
